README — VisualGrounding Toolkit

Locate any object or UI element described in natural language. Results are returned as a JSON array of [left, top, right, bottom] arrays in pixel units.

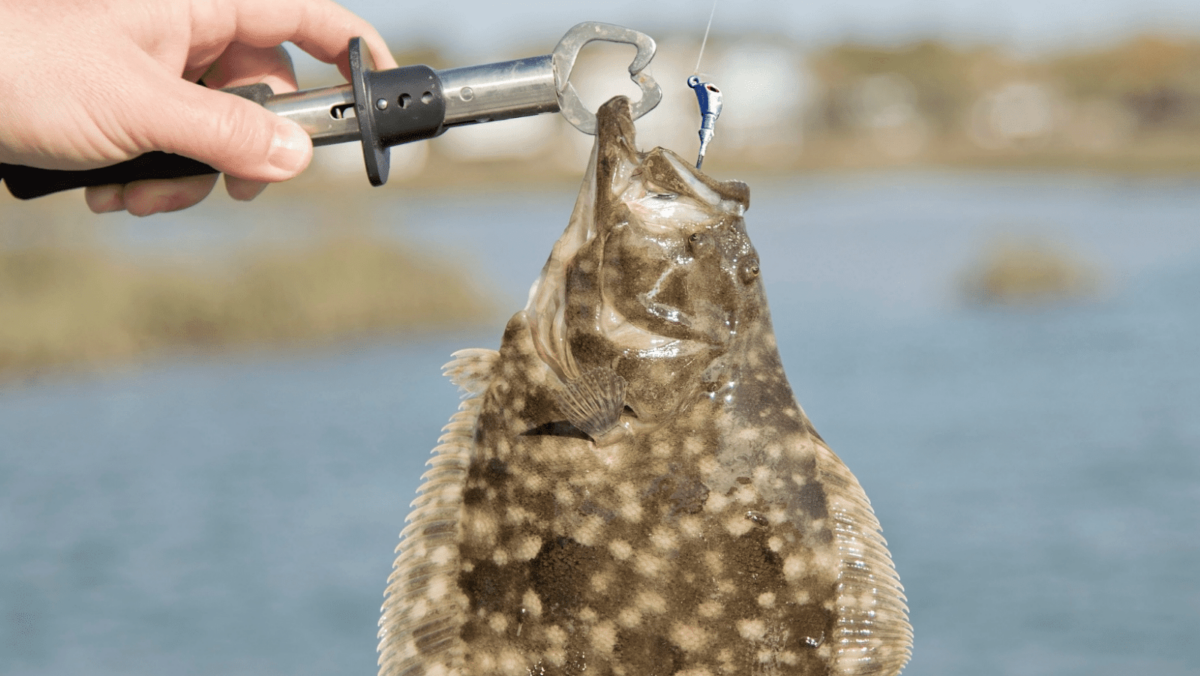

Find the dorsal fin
[[377, 348, 497, 676], [443, 348, 499, 397], [814, 440, 913, 675]]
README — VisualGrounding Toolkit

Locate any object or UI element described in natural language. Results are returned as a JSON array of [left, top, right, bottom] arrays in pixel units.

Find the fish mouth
[[525, 97, 743, 380], [525, 96, 754, 429]]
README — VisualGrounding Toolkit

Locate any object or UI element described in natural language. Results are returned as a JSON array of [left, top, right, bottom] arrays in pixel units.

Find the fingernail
[[130, 197, 169, 218], [268, 121, 310, 175], [85, 185, 125, 213], [93, 198, 125, 214], [229, 180, 268, 202]]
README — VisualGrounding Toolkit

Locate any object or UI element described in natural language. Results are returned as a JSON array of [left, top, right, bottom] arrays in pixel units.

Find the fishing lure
[[689, 76, 723, 169]]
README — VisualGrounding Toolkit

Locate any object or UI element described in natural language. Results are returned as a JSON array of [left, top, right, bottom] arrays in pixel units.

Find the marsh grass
[[0, 236, 494, 379]]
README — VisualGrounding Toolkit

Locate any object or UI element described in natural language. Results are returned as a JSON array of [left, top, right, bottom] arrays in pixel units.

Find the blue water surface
[[2, 172, 1199, 675]]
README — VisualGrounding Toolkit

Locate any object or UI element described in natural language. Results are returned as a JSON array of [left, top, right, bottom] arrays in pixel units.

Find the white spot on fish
[[783, 555, 807, 581], [514, 534, 542, 561], [618, 607, 642, 628], [589, 621, 617, 655], [707, 491, 730, 512], [590, 570, 612, 593], [724, 514, 754, 537], [633, 551, 665, 577], [736, 618, 767, 641], [522, 589, 542, 618], [608, 539, 633, 561], [573, 514, 606, 546], [649, 525, 677, 551], [669, 622, 710, 652], [679, 515, 704, 539], [545, 624, 567, 646], [636, 589, 666, 614], [703, 551, 723, 575]]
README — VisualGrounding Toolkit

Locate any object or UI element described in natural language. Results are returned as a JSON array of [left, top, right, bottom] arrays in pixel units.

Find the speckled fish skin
[[378, 96, 912, 676]]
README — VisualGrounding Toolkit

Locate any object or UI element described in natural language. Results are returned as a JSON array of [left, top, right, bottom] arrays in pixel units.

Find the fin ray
[[815, 440, 913, 676], [378, 349, 495, 676], [554, 366, 628, 439]]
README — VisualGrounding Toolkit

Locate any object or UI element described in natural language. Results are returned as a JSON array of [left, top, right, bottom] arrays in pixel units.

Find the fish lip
[[640, 148, 750, 215]]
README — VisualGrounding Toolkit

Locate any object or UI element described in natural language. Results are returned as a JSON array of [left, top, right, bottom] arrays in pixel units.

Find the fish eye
[[738, 256, 761, 284]]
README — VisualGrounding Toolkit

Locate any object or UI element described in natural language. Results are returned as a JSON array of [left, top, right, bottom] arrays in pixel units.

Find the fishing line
[[693, 0, 719, 75], [688, 0, 722, 169]]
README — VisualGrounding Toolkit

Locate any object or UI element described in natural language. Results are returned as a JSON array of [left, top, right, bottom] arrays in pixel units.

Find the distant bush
[[960, 238, 1100, 306]]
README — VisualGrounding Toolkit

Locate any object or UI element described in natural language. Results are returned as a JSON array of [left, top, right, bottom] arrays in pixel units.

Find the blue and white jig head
[[688, 76, 722, 169]]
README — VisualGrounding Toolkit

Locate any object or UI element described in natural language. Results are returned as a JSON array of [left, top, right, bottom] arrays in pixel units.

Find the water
[[3, 172, 1199, 675]]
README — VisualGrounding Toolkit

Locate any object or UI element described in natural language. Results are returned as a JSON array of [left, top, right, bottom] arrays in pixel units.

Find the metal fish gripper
[[688, 75, 722, 169], [2, 22, 665, 198]]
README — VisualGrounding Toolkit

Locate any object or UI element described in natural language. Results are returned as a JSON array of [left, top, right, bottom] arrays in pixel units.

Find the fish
[[377, 96, 912, 676]]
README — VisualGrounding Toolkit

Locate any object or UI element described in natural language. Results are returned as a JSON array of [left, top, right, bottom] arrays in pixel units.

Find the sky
[[328, 0, 1200, 62]]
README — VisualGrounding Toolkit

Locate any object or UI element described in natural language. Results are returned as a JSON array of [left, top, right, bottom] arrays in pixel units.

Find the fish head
[[528, 96, 762, 430]]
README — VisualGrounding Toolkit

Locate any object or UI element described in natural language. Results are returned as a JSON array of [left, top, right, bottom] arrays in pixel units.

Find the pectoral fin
[[555, 367, 628, 441]]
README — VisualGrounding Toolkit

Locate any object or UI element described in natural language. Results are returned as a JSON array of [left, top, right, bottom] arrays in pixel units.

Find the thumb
[[139, 76, 312, 182]]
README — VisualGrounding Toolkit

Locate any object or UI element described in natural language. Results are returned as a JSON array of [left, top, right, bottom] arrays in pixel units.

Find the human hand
[[0, 0, 398, 215]]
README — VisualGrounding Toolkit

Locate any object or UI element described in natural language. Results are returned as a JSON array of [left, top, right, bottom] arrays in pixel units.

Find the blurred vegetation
[[755, 33, 1200, 172], [784, 34, 1200, 170], [345, 32, 1200, 186], [961, 238, 1100, 307], [811, 40, 989, 133], [0, 200, 494, 381], [1049, 36, 1200, 100]]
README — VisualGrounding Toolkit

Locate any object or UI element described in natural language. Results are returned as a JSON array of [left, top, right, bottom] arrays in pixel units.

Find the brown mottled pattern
[[378, 97, 911, 676]]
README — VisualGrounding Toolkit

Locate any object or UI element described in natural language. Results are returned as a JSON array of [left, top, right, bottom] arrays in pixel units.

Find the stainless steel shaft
[[263, 54, 562, 145], [264, 85, 359, 146], [440, 56, 559, 126]]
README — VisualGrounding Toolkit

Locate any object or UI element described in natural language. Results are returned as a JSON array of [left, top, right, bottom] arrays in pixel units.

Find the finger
[[191, 0, 398, 79], [122, 174, 220, 216], [100, 45, 289, 210], [138, 72, 312, 183], [225, 174, 268, 201], [200, 44, 298, 94], [199, 43, 298, 198], [85, 185, 127, 214]]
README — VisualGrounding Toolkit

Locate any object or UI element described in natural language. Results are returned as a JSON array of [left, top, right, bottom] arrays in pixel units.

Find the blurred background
[[2, 1, 1199, 675]]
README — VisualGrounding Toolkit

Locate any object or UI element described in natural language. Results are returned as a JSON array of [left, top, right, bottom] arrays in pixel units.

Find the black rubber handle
[[1, 83, 274, 200]]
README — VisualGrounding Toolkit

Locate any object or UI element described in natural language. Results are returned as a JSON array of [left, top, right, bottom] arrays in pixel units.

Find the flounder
[[378, 97, 912, 676]]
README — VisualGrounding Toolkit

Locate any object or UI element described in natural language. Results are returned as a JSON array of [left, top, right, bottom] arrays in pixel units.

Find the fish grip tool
[[0, 22, 662, 199]]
